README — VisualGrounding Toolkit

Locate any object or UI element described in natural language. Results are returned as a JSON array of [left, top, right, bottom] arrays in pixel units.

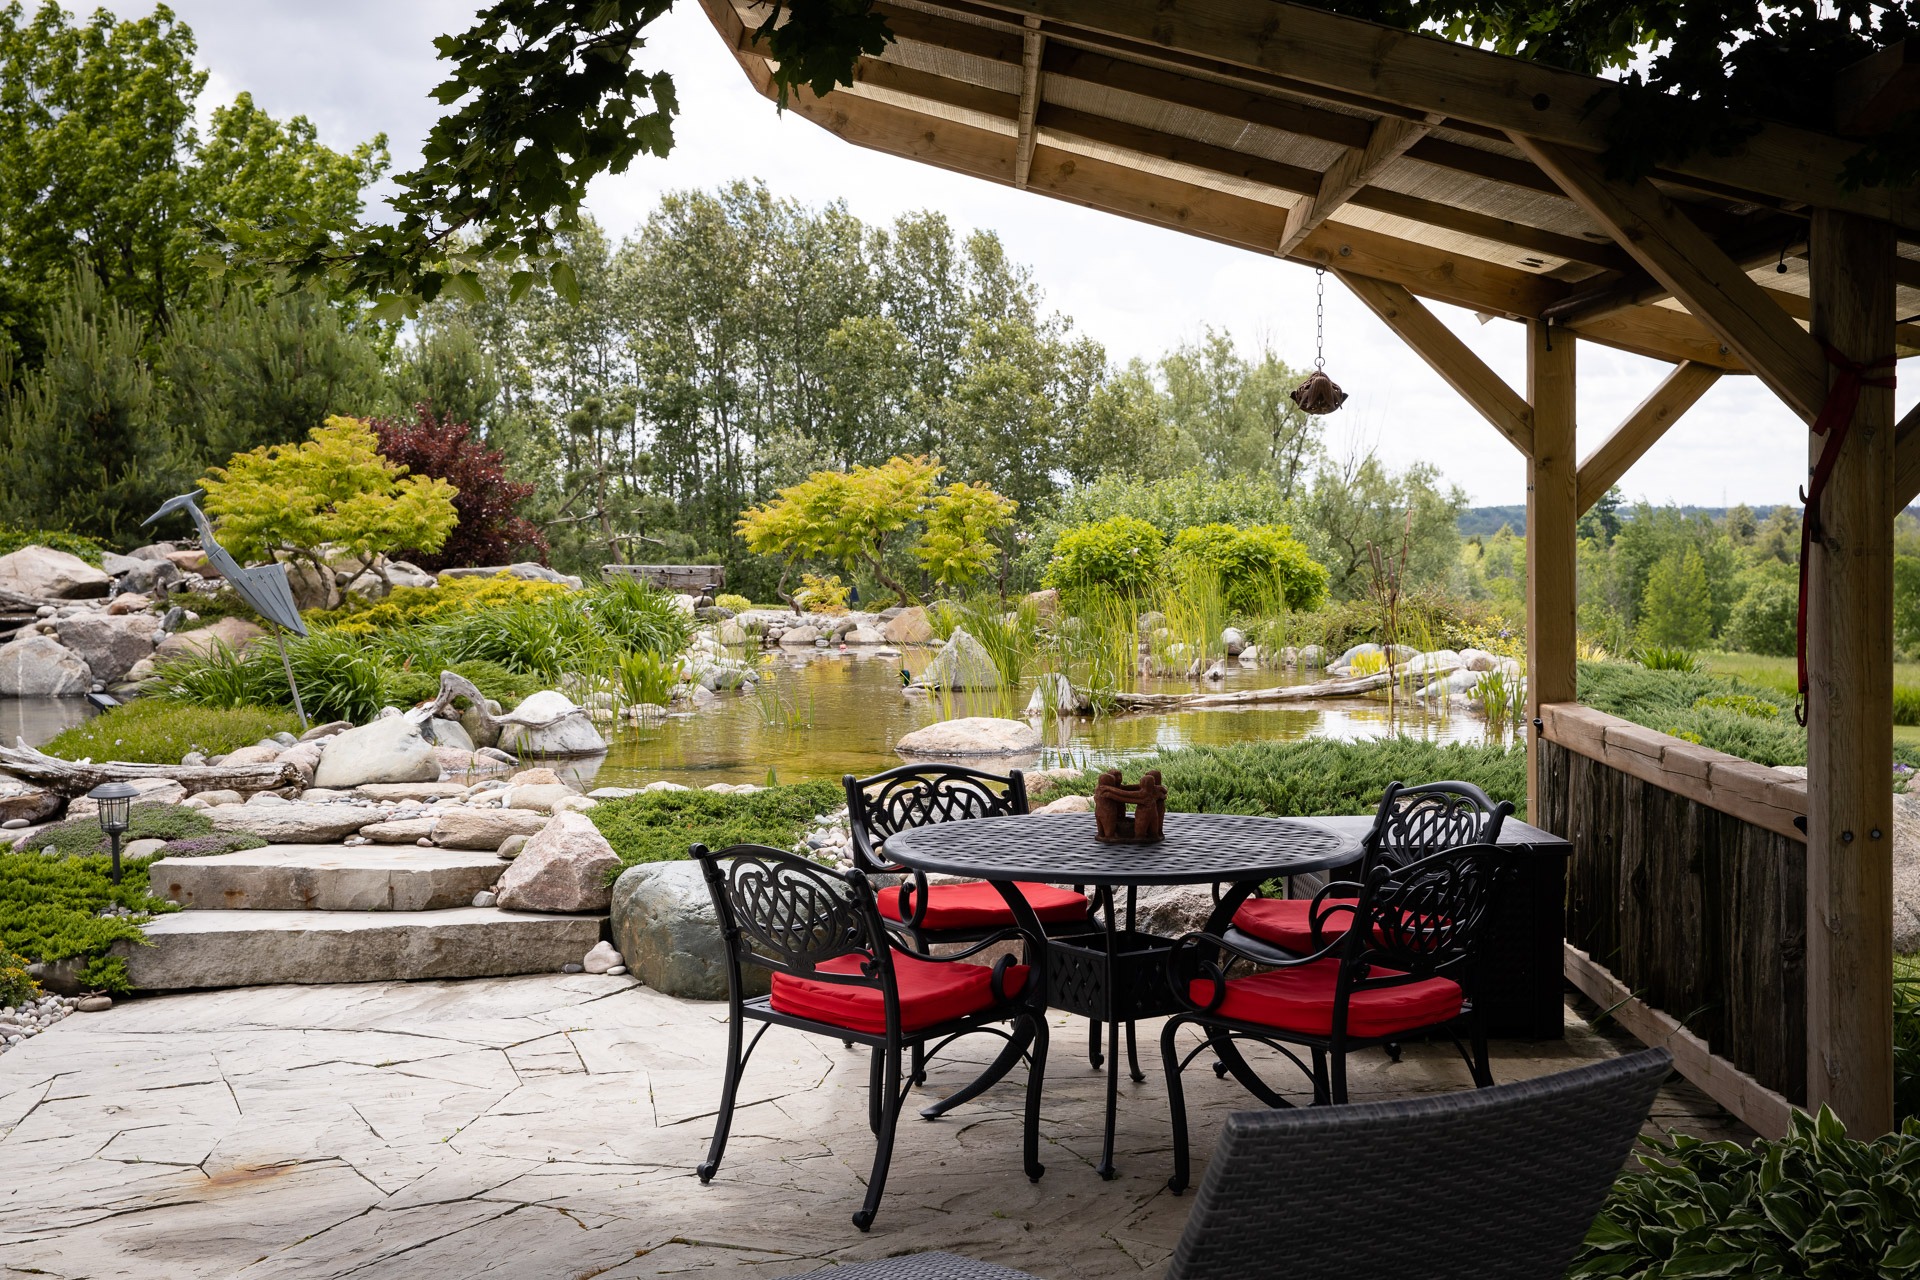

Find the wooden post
[[1805, 210, 1896, 1135], [1526, 321, 1577, 826]]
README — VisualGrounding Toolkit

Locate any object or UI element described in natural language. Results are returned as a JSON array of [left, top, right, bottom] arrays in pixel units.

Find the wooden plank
[[1514, 139, 1828, 424], [1576, 362, 1723, 512], [1541, 703, 1808, 840], [1336, 272, 1533, 454], [1344, 186, 1630, 271], [1558, 305, 1746, 372], [1277, 114, 1436, 256], [848, 58, 1020, 122], [964, 0, 1919, 228], [1564, 944, 1795, 1139], [1526, 322, 1577, 825], [1804, 209, 1897, 1137], [1038, 103, 1319, 193], [1014, 18, 1044, 188], [1896, 403, 1920, 509]]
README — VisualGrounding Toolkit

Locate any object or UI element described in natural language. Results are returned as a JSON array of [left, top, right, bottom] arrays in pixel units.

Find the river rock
[[497, 833, 530, 860], [312, 715, 441, 789], [500, 782, 575, 813], [206, 802, 383, 842], [359, 817, 439, 844], [0, 774, 58, 824], [1238, 645, 1260, 667], [777, 624, 821, 648], [895, 716, 1040, 757], [154, 616, 267, 661], [917, 628, 1002, 690], [0, 546, 110, 599], [610, 859, 769, 1000], [432, 807, 550, 851], [105, 592, 151, 615], [0, 634, 91, 696], [1221, 626, 1247, 656], [582, 940, 623, 974], [495, 691, 606, 758], [883, 607, 934, 645], [495, 812, 618, 912]]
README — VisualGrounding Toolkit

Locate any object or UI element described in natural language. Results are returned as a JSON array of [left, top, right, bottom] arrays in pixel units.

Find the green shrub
[[589, 781, 844, 871], [580, 578, 696, 657], [308, 574, 568, 634], [1693, 692, 1782, 720], [715, 593, 752, 614], [1727, 576, 1797, 657], [1043, 516, 1166, 599], [1571, 1107, 1920, 1279], [10, 803, 212, 858], [1170, 523, 1328, 613], [0, 847, 177, 993], [0, 524, 104, 565], [1897, 686, 1920, 729], [1634, 645, 1701, 673], [615, 650, 678, 707], [1044, 738, 1526, 817], [0, 950, 38, 1006], [40, 701, 300, 765], [1579, 661, 1805, 766]]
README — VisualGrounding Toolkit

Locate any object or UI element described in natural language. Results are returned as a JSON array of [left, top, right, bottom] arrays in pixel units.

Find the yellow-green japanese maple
[[200, 416, 458, 595], [916, 481, 1017, 591]]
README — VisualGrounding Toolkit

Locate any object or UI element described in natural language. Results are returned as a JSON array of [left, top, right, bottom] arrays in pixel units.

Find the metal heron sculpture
[[145, 491, 311, 728]]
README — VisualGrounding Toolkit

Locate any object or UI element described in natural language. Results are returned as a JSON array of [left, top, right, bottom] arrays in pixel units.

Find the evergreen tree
[[1637, 547, 1714, 650]]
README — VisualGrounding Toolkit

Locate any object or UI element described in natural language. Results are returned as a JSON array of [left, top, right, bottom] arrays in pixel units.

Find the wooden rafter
[[1575, 362, 1724, 512], [1014, 17, 1044, 188], [1277, 114, 1438, 256], [952, 0, 1920, 229], [1515, 138, 1828, 423], [1337, 272, 1534, 455], [1544, 222, 1807, 326], [1897, 402, 1920, 509]]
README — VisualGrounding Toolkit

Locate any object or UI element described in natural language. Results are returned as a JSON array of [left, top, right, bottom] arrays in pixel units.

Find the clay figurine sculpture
[[1093, 768, 1168, 844]]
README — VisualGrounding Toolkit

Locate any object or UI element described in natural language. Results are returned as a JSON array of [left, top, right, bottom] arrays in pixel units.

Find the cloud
[[103, 0, 1915, 505]]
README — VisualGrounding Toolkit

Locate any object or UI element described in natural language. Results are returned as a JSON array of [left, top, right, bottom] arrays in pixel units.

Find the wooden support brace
[[1337, 272, 1533, 455], [1277, 114, 1436, 256], [1897, 403, 1920, 510], [1014, 17, 1044, 189], [1526, 321, 1578, 826], [1512, 137, 1828, 424], [1575, 361, 1723, 513]]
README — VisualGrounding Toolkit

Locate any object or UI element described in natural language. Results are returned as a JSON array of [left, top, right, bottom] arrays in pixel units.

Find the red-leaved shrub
[[368, 406, 547, 571]]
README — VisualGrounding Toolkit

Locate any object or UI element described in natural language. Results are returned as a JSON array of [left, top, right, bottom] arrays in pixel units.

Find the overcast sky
[[119, 0, 1919, 507]]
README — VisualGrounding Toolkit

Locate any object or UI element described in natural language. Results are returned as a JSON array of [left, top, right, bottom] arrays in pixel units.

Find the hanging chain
[[1313, 267, 1327, 370]]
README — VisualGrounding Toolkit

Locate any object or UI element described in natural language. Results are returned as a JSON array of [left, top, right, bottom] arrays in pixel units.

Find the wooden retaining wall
[[1537, 703, 1807, 1133]]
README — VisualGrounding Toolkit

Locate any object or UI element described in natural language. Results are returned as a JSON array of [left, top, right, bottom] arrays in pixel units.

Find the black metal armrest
[[883, 927, 1024, 965], [1165, 928, 1347, 1014]]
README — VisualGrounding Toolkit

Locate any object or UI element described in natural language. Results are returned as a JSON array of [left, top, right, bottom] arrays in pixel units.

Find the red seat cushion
[[1189, 958, 1462, 1039], [770, 953, 1029, 1034], [877, 880, 1090, 931], [1232, 896, 1359, 952]]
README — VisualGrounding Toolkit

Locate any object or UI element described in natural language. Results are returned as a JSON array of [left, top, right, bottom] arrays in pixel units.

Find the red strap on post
[[1795, 341, 1897, 725]]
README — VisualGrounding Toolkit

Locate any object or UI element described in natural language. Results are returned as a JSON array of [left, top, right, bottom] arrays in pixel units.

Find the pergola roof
[[697, 0, 1920, 373]]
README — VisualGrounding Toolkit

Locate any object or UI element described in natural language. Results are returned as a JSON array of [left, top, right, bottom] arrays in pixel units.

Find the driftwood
[[0, 738, 300, 798], [1103, 660, 1460, 712]]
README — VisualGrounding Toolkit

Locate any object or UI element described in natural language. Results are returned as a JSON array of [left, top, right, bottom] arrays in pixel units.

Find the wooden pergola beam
[[1338, 272, 1534, 455], [1277, 114, 1437, 256], [1575, 362, 1723, 512], [1526, 321, 1579, 825], [1896, 403, 1920, 509], [962, 0, 1919, 228], [1515, 139, 1829, 424], [1014, 18, 1044, 188]]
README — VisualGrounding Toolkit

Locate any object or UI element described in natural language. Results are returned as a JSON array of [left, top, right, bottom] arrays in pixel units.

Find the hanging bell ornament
[[1290, 369, 1347, 414]]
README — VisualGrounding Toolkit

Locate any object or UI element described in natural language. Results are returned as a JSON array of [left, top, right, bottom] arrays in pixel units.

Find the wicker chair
[[1162, 841, 1510, 1192], [771, 1048, 1672, 1279], [691, 842, 1050, 1232]]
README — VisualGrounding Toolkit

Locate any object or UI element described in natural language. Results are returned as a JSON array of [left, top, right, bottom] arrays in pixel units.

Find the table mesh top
[[883, 812, 1362, 886]]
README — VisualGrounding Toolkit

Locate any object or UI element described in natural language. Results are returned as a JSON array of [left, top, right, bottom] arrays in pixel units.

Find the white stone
[[1033, 794, 1092, 814], [883, 606, 934, 645], [0, 545, 110, 599], [582, 940, 623, 974], [0, 633, 91, 696], [495, 690, 606, 758], [432, 807, 551, 852], [313, 716, 441, 789], [894, 716, 1040, 757]]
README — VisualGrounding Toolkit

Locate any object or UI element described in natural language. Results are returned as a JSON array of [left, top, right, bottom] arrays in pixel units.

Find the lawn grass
[[41, 700, 300, 765]]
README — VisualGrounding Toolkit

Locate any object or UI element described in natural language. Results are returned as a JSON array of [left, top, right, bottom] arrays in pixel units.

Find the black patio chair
[[1161, 841, 1509, 1192], [691, 841, 1049, 1233], [771, 1048, 1674, 1280], [845, 764, 1094, 1095]]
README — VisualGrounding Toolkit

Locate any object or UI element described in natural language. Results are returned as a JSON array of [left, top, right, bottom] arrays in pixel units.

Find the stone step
[[150, 844, 505, 912], [116, 908, 606, 990]]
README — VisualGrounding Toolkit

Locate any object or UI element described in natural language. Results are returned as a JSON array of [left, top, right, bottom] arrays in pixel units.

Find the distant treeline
[[1458, 504, 1799, 539]]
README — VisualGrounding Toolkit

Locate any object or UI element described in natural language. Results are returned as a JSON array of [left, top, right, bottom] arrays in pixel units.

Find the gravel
[[0, 994, 80, 1055]]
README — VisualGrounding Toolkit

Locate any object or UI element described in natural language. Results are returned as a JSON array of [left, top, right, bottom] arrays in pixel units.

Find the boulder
[[1238, 645, 1260, 667], [359, 817, 439, 844], [154, 617, 267, 662], [883, 607, 934, 645], [437, 562, 582, 589], [495, 691, 606, 758], [611, 859, 769, 1000], [1033, 794, 1092, 814], [495, 811, 619, 913], [282, 560, 339, 612], [916, 627, 1002, 690], [205, 802, 383, 842], [0, 634, 91, 696], [500, 782, 576, 814], [112, 557, 181, 596], [218, 742, 285, 767], [1024, 588, 1059, 618], [1333, 642, 1383, 670], [497, 833, 531, 860], [105, 592, 151, 616], [509, 767, 565, 786], [0, 774, 59, 824], [190, 789, 244, 808], [276, 740, 324, 785], [777, 624, 821, 648], [432, 807, 551, 851], [165, 549, 216, 577], [895, 716, 1041, 757], [312, 715, 441, 789], [1459, 648, 1499, 673], [1221, 626, 1247, 656], [0, 546, 110, 599], [1132, 884, 1220, 939], [427, 717, 475, 753], [844, 627, 886, 645], [1297, 644, 1326, 668]]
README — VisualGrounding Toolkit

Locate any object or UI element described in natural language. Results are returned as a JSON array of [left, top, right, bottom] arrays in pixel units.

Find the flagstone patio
[[0, 976, 1744, 1279]]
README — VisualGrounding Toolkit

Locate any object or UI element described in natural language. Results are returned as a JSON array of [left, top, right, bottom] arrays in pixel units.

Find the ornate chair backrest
[[842, 764, 1029, 876], [1334, 842, 1506, 997], [691, 842, 898, 1006], [1362, 779, 1514, 871]]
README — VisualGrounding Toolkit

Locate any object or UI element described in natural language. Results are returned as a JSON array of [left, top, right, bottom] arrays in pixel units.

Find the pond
[[2, 647, 1508, 788]]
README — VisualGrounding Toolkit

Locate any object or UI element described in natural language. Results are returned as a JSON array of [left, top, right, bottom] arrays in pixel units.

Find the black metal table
[[885, 811, 1366, 1179]]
